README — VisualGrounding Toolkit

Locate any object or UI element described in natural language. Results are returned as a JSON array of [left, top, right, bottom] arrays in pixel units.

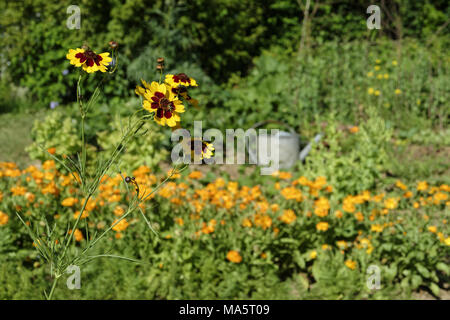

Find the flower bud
[[109, 41, 118, 49]]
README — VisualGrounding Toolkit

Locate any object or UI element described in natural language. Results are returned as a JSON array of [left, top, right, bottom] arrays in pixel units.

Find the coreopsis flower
[[186, 138, 214, 160], [165, 73, 198, 88], [66, 48, 112, 73], [141, 82, 185, 127]]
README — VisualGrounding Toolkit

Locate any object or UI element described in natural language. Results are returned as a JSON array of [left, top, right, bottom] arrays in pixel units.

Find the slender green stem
[[47, 275, 59, 300]]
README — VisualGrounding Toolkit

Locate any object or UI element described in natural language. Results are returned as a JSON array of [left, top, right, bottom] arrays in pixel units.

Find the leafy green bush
[[97, 115, 169, 172], [26, 110, 81, 164]]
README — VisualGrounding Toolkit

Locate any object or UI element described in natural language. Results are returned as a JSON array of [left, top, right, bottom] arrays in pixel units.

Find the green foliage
[[97, 115, 169, 172], [26, 110, 81, 164]]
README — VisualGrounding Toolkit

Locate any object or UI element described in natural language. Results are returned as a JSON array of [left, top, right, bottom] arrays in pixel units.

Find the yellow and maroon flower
[[66, 48, 112, 73], [165, 73, 198, 88], [187, 138, 214, 160], [141, 82, 185, 127]]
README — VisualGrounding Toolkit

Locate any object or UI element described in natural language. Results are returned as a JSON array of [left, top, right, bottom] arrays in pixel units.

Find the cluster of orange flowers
[[1, 162, 449, 266]]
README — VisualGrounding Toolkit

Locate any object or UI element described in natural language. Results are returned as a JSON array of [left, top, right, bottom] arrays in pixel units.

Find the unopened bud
[[157, 57, 165, 64], [109, 41, 118, 49], [156, 64, 164, 70]]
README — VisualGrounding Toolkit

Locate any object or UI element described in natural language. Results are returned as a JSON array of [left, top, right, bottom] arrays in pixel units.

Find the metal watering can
[[247, 120, 322, 170]]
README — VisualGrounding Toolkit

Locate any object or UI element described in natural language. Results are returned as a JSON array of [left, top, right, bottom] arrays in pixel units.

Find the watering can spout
[[299, 133, 323, 161]]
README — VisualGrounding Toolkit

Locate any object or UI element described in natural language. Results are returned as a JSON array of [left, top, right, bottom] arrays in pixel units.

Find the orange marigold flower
[[345, 259, 357, 270], [281, 187, 302, 201], [316, 221, 329, 231], [188, 171, 203, 179], [73, 229, 84, 242], [226, 250, 242, 263], [371, 224, 384, 233], [114, 206, 125, 217], [417, 181, 428, 191], [427, 226, 437, 233], [395, 180, 407, 190], [354, 211, 364, 222], [0, 211, 9, 225], [242, 218, 252, 228], [349, 126, 359, 133], [61, 197, 78, 207], [279, 209, 297, 224], [112, 218, 129, 232]]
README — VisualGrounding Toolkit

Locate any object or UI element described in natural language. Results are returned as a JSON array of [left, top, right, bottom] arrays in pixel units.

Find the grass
[[0, 111, 44, 168]]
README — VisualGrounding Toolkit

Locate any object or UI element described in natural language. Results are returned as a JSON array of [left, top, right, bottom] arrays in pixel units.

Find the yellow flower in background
[[141, 82, 185, 127], [368, 87, 374, 95], [374, 90, 381, 96], [392, 60, 398, 66], [417, 181, 428, 191], [371, 224, 384, 233], [186, 138, 215, 160], [384, 197, 399, 210], [316, 221, 329, 231], [345, 259, 357, 270], [66, 48, 112, 73], [367, 71, 374, 77], [242, 218, 252, 227], [395, 88, 402, 95], [395, 180, 407, 190], [377, 74, 383, 79], [374, 65, 380, 71], [279, 209, 297, 224], [445, 237, 450, 246], [383, 73, 389, 79], [427, 226, 437, 233], [165, 73, 198, 88], [61, 197, 78, 207], [227, 250, 242, 263], [375, 59, 381, 64], [309, 250, 317, 259]]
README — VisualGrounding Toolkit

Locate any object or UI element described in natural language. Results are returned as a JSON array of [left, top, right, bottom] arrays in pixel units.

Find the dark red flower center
[[75, 50, 103, 67], [173, 73, 191, 84], [151, 92, 176, 119], [190, 139, 209, 155]]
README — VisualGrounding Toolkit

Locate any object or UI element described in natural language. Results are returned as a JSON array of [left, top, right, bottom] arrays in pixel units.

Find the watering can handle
[[250, 120, 297, 134]]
